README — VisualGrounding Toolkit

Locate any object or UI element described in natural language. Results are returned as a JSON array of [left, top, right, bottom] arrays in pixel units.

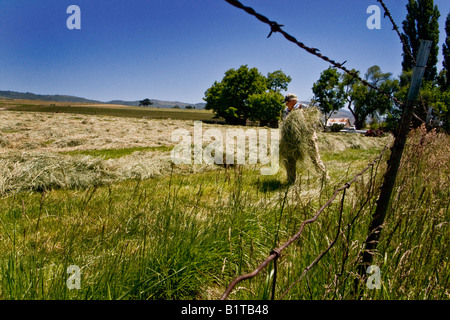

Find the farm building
[[326, 118, 352, 131]]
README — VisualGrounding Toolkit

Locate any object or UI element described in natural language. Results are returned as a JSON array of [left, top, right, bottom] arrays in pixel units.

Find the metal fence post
[[356, 39, 433, 293]]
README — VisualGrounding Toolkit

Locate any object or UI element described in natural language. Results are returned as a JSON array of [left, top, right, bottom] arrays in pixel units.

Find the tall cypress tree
[[401, 0, 440, 83], [442, 11, 450, 90]]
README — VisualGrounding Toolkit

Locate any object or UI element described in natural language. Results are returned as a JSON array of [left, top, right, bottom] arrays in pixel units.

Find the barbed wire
[[220, 145, 389, 300], [223, 0, 405, 107], [377, 0, 417, 66]]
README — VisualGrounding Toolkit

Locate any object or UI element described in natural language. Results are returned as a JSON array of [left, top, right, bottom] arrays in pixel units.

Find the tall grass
[[0, 128, 447, 300], [374, 126, 449, 299]]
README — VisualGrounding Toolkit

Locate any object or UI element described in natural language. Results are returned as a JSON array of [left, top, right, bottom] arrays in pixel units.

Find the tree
[[204, 66, 290, 125], [417, 82, 450, 132], [247, 91, 285, 127], [401, 0, 440, 83], [351, 66, 399, 129], [204, 65, 267, 125], [339, 69, 360, 122], [312, 67, 345, 126], [139, 98, 153, 107], [438, 11, 450, 90], [266, 70, 292, 92], [383, 71, 411, 134]]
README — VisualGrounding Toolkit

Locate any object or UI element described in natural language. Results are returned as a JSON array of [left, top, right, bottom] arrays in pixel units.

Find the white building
[[326, 118, 352, 130]]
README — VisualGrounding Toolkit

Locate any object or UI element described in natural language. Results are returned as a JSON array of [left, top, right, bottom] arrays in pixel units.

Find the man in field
[[281, 93, 327, 183], [283, 93, 306, 119]]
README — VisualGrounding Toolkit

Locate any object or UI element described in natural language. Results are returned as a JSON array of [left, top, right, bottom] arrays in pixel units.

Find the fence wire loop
[[270, 248, 282, 259]]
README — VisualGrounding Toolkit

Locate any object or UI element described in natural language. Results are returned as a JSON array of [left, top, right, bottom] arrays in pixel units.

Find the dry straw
[[279, 107, 323, 182]]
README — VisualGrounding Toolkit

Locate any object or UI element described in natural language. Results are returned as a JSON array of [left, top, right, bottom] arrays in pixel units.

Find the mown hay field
[[0, 106, 448, 300], [0, 99, 216, 121]]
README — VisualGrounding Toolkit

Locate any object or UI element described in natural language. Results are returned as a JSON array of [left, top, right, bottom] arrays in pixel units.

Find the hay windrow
[[0, 152, 114, 194], [0, 110, 390, 195], [0, 150, 223, 195]]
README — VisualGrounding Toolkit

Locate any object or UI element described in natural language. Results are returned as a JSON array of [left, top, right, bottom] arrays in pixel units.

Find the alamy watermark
[[66, 5, 381, 31], [367, 5, 381, 30], [366, 265, 381, 290], [66, 265, 81, 290], [67, 5, 81, 30], [170, 121, 279, 175]]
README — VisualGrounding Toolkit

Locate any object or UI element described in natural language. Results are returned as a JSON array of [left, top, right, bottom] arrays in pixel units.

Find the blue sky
[[0, 0, 449, 104]]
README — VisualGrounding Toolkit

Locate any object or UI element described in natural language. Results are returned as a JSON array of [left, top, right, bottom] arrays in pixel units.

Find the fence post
[[356, 39, 433, 294]]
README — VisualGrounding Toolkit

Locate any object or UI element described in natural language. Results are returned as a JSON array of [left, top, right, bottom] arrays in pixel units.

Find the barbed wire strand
[[220, 145, 389, 300], [377, 0, 417, 66], [223, 0, 405, 107]]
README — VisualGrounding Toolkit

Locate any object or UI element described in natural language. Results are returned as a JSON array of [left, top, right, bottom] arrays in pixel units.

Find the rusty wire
[[279, 186, 348, 299], [377, 0, 417, 66], [223, 0, 405, 107], [220, 145, 389, 300]]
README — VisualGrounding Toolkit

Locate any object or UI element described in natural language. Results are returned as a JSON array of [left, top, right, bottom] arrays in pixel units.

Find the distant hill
[[0, 90, 101, 104], [0, 90, 206, 109], [330, 108, 355, 124]]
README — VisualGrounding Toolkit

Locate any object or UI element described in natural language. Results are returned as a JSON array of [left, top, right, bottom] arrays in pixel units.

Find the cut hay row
[[0, 110, 391, 196], [0, 151, 223, 195]]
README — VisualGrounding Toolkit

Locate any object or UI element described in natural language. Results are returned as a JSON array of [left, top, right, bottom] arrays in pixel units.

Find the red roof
[[327, 118, 350, 125]]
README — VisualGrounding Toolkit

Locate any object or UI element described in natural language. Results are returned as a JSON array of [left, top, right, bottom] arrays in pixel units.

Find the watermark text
[[171, 121, 279, 175]]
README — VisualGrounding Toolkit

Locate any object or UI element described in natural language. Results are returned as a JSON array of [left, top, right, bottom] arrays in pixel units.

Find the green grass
[[0, 128, 448, 300], [60, 146, 173, 160]]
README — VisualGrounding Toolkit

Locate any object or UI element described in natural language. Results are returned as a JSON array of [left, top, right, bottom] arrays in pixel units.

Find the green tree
[[339, 69, 361, 125], [383, 71, 411, 134], [266, 70, 292, 92], [351, 66, 399, 130], [247, 91, 285, 127], [312, 67, 345, 126], [204, 66, 290, 125], [417, 82, 450, 131], [204, 65, 267, 125], [438, 11, 450, 90], [401, 0, 440, 83], [139, 98, 153, 107]]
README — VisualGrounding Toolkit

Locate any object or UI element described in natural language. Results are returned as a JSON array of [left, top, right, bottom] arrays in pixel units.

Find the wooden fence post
[[356, 39, 433, 294]]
